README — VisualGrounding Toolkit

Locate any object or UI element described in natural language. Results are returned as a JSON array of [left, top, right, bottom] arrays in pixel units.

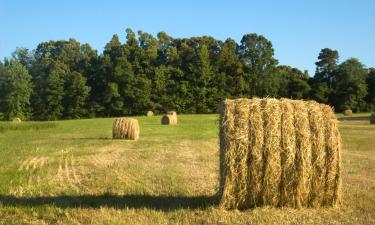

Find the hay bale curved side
[[343, 109, 352, 116], [146, 111, 154, 117], [370, 113, 375, 124], [219, 98, 341, 209], [161, 115, 177, 125], [112, 118, 140, 140], [12, 117, 22, 123]]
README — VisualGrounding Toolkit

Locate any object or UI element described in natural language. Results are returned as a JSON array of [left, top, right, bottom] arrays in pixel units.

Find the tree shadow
[[0, 194, 219, 211], [338, 116, 370, 121]]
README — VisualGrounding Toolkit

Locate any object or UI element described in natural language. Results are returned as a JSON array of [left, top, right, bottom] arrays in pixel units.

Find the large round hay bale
[[343, 109, 352, 116], [162, 111, 177, 124], [112, 118, 140, 140], [12, 117, 22, 123], [161, 115, 177, 125], [370, 113, 375, 124], [219, 98, 341, 209], [167, 111, 177, 117], [146, 111, 154, 117]]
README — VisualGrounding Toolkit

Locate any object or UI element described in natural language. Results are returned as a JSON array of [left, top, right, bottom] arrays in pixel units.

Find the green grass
[[0, 114, 374, 224]]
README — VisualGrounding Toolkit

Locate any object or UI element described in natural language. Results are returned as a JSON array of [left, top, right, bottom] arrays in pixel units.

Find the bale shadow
[[0, 194, 219, 211], [62, 137, 112, 140], [338, 116, 370, 121]]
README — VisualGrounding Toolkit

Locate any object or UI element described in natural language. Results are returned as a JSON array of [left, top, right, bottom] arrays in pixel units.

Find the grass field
[[0, 114, 374, 224]]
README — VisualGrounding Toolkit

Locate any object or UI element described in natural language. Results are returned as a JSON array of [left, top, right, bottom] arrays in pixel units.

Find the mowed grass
[[0, 114, 374, 224]]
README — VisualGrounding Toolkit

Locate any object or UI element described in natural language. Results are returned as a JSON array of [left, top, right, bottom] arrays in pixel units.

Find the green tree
[[311, 48, 339, 103], [275, 65, 311, 99], [365, 68, 375, 110], [62, 71, 91, 118], [216, 38, 245, 98], [189, 44, 215, 113], [0, 61, 32, 120], [239, 33, 278, 97], [333, 58, 368, 112], [32, 61, 67, 120]]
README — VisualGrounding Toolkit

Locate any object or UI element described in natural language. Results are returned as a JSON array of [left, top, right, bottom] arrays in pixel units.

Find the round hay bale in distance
[[370, 113, 375, 124], [343, 109, 352, 116], [146, 111, 154, 117], [12, 117, 22, 123], [161, 115, 177, 125], [219, 98, 342, 209], [112, 118, 140, 140]]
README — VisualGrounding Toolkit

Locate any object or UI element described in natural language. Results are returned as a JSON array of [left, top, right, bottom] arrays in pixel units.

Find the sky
[[0, 0, 374, 74]]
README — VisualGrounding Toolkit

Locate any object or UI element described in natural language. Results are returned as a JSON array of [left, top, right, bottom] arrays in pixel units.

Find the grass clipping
[[112, 118, 140, 140], [219, 98, 341, 209]]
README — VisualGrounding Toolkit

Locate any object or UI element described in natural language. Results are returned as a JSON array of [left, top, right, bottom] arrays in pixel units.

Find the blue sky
[[1, 0, 374, 74]]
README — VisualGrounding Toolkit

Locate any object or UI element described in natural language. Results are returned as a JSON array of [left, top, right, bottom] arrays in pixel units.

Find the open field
[[0, 114, 374, 224]]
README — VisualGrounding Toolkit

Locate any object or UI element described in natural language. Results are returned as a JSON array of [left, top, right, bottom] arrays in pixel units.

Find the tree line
[[0, 28, 374, 120]]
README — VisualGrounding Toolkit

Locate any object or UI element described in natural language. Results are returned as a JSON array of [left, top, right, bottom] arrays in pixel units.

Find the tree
[[189, 44, 215, 113], [311, 48, 339, 103], [216, 38, 245, 98], [0, 61, 32, 120], [62, 71, 91, 118], [31, 61, 67, 120], [365, 68, 375, 110], [275, 65, 311, 99], [333, 58, 368, 112], [239, 33, 278, 97], [315, 48, 339, 86]]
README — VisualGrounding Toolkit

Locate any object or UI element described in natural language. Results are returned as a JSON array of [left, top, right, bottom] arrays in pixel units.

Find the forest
[[0, 28, 374, 120]]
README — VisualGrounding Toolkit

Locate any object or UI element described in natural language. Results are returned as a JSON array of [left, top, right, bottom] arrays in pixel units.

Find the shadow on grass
[[62, 137, 112, 140], [338, 116, 370, 121], [0, 194, 219, 211]]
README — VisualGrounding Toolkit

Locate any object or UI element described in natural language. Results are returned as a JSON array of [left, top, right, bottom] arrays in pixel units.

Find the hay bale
[[112, 118, 140, 140], [161, 111, 177, 125], [12, 117, 22, 123], [219, 98, 341, 209], [161, 115, 177, 125], [167, 111, 177, 117], [343, 109, 352, 116], [370, 113, 375, 124], [146, 111, 154, 117]]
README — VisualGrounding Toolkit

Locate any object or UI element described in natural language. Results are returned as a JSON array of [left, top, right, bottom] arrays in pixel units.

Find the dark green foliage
[[332, 58, 368, 112], [0, 61, 32, 120], [365, 68, 375, 110], [311, 48, 339, 104], [1, 29, 373, 120]]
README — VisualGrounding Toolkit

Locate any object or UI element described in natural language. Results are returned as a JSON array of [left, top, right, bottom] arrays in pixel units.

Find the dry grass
[[0, 115, 374, 224], [219, 98, 341, 209], [112, 118, 140, 140]]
